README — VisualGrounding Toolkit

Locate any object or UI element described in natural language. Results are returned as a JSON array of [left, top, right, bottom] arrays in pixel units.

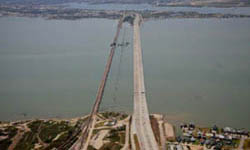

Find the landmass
[[0, 0, 250, 7], [153, 0, 250, 8], [0, 4, 250, 20], [0, 112, 249, 150]]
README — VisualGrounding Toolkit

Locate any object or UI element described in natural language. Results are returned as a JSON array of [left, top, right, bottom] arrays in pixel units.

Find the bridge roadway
[[132, 14, 159, 150], [68, 15, 124, 150]]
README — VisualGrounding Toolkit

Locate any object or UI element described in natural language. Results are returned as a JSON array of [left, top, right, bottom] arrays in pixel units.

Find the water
[[0, 16, 250, 130], [0, 17, 119, 120], [141, 18, 250, 129], [67, 2, 250, 15]]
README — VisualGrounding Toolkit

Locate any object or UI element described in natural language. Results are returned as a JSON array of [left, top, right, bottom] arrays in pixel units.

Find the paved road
[[121, 117, 131, 150], [238, 137, 246, 150], [159, 120, 166, 150], [132, 14, 159, 150]]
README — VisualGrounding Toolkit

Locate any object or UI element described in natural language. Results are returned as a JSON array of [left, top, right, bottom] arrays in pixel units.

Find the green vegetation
[[117, 125, 125, 131], [79, 116, 89, 124], [87, 145, 97, 150], [28, 120, 43, 132], [0, 114, 158, 150], [120, 114, 128, 120], [92, 129, 99, 135], [95, 121, 105, 128], [193, 140, 200, 145], [105, 131, 120, 143], [14, 131, 37, 150], [101, 112, 128, 120], [5, 126, 17, 138], [102, 112, 120, 119], [196, 127, 210, 133], [133, 134, 140, 150], [44, 130, 76, 150], [39, 121, 71, 143], [119, 132, 125, 145], [99, 142, 122, 150], [0, 126, 18, 150], [104, 127, 126, 144], [13, 120, 75, 150], [243, 139, 250, 149], [232, 139, 240, 148], [149, 115, 160, 145]]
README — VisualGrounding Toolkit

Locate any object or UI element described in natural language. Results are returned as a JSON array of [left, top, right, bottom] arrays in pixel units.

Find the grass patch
[[243, 139, 250, 149], [87, 145, 97, 150], [92, 129, 99, 136], [39, 121, 71, 143], [197, 127, 210, 133], [101, 112, 128, 120], [150, 115, 160, 145], [0, 126, 18, 150], [193, 140, 200, 145], [133, 134, 140, 150], [105, 130, 120, 143], [119, 132, 125, 145], [5, 126, 18, 138], [120, 114, 128, 120], [99, 142, 122, 150], [95, 121, 105, 128], [232, 139, 240, 147], [28, 120, 43, 132], [104, 128, 126, 145], [14, 131, 38, 150], [77, 117, 89, 125], [101, 112, 121, 119], [44, 128, 75, 150]]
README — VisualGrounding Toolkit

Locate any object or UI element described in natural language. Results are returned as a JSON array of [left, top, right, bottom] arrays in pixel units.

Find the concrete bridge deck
[[132, 14, 159, 150]]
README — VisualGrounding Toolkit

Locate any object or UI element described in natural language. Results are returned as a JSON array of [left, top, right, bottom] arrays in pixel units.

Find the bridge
[[131, 14, 159, 150], [66, 14, 160, 150]]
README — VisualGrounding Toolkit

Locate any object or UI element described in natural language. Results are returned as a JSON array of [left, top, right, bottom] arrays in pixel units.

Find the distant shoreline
[[1, 0, 250, 8], [1, 4, 250, 20]]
